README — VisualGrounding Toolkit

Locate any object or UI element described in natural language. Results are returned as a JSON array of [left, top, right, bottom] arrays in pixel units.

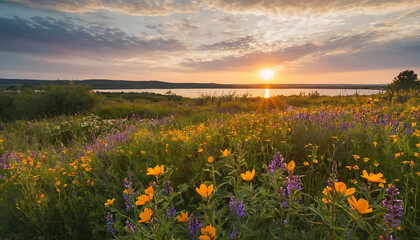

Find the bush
[[0, 84, 98, 121]]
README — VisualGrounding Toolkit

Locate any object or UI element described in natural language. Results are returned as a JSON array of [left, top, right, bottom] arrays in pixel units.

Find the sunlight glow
[[260, 69, 275, 80]]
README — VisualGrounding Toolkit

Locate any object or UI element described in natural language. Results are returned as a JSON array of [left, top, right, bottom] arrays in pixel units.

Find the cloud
[[207, 0, 417, 15], [183, 30, 420, 72], [200, 35, 260, 51], [3, 0, 199, 15], [300, 35, 420, 73], [0, 16, 185, 58], [7, 0, 417, 16]]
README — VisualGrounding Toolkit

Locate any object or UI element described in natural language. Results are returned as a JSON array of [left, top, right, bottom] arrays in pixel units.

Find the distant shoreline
[[0, 78, 387, 90]]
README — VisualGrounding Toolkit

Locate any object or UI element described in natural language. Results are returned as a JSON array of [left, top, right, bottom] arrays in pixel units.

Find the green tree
[[387, 70, 419, 91]]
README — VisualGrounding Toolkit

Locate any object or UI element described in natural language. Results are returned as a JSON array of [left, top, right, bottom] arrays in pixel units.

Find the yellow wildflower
[[208, 156, 214, 163], [303, 161, 309, 166]]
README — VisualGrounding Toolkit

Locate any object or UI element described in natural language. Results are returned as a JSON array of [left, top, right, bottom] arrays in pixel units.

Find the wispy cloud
[[4, 0, 200, 15], [208, 0, 417, 15], [0, 16, 185, 58], [0, 0, 419, 82], [184, 30, 420, 73]]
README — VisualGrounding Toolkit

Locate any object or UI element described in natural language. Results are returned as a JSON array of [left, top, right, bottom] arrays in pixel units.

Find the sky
[[0, 0, 419, 84]]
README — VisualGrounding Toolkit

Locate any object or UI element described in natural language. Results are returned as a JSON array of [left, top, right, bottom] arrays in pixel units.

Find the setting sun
[[260, 69, 275, 80]]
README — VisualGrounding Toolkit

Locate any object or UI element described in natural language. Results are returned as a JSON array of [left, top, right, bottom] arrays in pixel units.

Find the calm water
[[95, 88, 382, 98]]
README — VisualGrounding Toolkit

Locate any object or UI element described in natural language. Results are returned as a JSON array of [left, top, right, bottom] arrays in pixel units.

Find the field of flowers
[[0, 95, 419, 239]]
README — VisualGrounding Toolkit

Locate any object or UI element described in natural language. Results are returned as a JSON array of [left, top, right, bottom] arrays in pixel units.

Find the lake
[[95, 88, 382, 98]]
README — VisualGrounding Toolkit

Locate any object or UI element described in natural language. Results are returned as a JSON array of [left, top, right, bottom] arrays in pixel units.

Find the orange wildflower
[[347, 195, 372, 214], [177, 212, 188, 222], [145, 185, 153, 199], [147, 165, 164, 176], [200, 225, 217, 240], [196, 183, 214, 199], [284, 161, 295, 174], [138, 208, 152, 223], [322, 182, 355, 203], [135, 195, 151, 206], [333, 182, 355, 195], [361, 170, 386, 183], [221, 149, 230, 157], [240, 169, 255, 182], [104, 198, 115, 206]]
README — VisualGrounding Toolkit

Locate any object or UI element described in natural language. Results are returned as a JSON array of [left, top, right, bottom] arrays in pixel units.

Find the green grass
[[0, 92, 419, 239]]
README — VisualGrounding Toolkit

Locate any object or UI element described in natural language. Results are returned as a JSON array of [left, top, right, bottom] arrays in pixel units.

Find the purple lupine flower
[[124, 220, 136, 233], [188, 214, 202, 239], [382, 185, 403, 230], [123, 178, 134, 210], [229, 196, 236, 211], [163, 180, 173, 194], [229, 196, 246, 217], [166, 206, 176, 218], [124, 178, 132, 189], [106, 212, 118, 237], [130, 172, 135, 183], [285, 175, 303, 194], [236, 201, 246, 217], [268, 152, 285, 172], [228, 228, 238, 239]]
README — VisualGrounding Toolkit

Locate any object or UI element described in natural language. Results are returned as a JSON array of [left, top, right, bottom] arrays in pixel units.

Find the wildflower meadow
[[0, 93, 419, 239]]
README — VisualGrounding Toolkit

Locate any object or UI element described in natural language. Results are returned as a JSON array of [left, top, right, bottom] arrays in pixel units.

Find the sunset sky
[[0, 0, 419, 84]]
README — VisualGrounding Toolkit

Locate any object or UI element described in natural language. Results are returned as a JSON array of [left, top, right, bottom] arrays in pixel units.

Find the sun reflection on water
[[264, 88, 270, 98]]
